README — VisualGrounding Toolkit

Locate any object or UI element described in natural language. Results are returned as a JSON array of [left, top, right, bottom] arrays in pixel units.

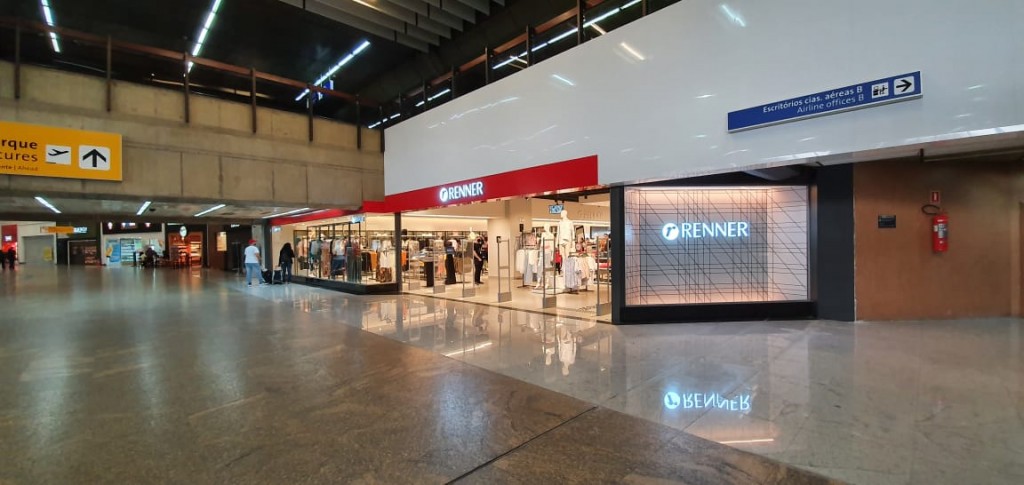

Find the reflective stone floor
[[3, 267, 1022, 484], [1, 267, 834, 484]]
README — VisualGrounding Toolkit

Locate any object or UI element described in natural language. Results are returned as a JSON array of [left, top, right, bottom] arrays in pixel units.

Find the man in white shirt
[[244, 239, 266, 287]]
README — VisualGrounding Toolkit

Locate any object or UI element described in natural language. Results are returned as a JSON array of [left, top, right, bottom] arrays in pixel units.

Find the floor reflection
[[253, 281, 1024, 485]]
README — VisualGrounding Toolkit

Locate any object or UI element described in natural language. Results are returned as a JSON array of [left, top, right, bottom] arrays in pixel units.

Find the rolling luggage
[[262, 268, 283, 284]]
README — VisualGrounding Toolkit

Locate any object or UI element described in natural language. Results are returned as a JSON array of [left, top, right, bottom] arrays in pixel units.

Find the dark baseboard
[[617, 301, 815, 324], [291, 275, 399, 295]]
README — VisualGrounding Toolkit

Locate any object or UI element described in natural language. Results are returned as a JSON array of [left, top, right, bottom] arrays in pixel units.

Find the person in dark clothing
[[6, 247, 16, 270], [279, 242, 295, 283], [472, 236, 485, 285]]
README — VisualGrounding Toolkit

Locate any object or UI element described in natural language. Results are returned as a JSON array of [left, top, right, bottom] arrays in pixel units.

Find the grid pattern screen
[[624, 187, 808, 305]]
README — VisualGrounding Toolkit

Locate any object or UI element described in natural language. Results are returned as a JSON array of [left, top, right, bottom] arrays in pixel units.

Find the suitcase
[[262, 269, 283, 284]]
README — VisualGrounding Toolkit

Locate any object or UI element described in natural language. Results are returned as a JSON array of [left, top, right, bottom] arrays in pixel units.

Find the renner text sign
[[0, 121, 123, 181], [727, 72, 922, 132]]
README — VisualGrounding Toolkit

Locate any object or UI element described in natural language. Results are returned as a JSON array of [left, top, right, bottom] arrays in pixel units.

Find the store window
[[623, 186, 809, 305], [279, 214, 397, 286]]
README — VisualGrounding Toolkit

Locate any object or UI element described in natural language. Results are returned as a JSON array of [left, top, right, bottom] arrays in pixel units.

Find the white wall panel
[[385, 0, 1024, 195]]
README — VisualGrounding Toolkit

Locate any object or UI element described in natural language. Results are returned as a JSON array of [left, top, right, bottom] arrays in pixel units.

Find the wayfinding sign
[[728, 71, 922, 132], [0, 121, 122, 181]]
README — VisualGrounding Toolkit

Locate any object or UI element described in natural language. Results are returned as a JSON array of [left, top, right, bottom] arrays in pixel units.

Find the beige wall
[[0, 61, 383, 208], [854, 159, 1024, 320]]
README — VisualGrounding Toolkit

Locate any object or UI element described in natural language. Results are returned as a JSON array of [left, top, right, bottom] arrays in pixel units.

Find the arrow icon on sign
[[896, 79, 913, 93], [82, 148, 107, 168]]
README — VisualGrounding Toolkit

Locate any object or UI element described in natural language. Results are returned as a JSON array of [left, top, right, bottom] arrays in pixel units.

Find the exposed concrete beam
[[423, 0, 476, 23], [317, 0, 441, 45], [454, 0, 490, 14], [386, 0, 465, 32], [276, 0, 430, 52]]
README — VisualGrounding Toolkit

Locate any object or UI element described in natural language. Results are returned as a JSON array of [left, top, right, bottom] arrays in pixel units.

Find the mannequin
[[536, 227, 555, 288], [557, 209, 575, 256]]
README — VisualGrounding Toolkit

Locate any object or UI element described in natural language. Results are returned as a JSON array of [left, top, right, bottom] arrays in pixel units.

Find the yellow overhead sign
[[0, 121, 122, 181]]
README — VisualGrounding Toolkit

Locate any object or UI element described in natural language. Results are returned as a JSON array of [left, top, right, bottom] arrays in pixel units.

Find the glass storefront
[[276, 214, 397, 288]]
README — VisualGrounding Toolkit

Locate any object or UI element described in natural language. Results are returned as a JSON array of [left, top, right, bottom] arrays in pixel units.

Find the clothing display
[[557, 211, 575, 255]]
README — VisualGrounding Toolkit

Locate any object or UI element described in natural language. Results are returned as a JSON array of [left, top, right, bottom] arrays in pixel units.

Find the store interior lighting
[[187, 0, 223, 72], [40, 0, 60, 53]]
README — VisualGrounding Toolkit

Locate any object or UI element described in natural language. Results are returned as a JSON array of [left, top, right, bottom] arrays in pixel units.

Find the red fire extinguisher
[[932, 213, 948, 253]]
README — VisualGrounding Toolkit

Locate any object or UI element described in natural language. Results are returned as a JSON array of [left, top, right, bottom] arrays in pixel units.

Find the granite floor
[[246, 270, 1024, 485], [0, 266, 837, 484]]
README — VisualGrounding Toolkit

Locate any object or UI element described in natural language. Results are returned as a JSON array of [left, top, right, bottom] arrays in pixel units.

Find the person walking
[[279, 242, 295, 283], [6, 246, 16, 270], [244, 239, 266, 287], [472, 236, 485, 285]]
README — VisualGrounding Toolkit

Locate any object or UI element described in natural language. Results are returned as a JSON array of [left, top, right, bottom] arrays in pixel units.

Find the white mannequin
[[557, 209, 575, 255], [536, 227, 555, 288]]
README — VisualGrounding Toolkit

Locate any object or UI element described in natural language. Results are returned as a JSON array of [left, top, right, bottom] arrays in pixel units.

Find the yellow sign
[[45, 226, 76, 234], [0, 121, 122, 181]]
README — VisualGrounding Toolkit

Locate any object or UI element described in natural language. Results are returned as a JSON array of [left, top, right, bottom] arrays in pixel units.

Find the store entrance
[[401, 191, 612, 319]]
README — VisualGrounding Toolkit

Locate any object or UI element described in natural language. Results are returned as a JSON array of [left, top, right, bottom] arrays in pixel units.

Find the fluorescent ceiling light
[[194, 203, 227, 217], [590, 24, 607, 35], [549, 28, 579, 44], [429, 88, 451, 101], [40, 0, 61, 53], [296, 40, 371, 101], [583, 9, 619, 28], [34, 196, 61, 214], [187, 0, 224, 72], [368, 121, 382, 129], [552, 74, 575, 86], [403, 214, 492, 220], [620, 42, 646, 61], [136, 201, 152, 216], [263, 207, 311, 219], [720, 4, 747, 27]]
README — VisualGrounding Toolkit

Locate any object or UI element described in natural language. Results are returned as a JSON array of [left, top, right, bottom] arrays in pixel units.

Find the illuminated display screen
[[624, 187, 808, 305]]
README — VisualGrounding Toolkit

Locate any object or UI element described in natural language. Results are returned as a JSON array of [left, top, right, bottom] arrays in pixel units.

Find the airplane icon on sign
[[45, 144, 72, 165]]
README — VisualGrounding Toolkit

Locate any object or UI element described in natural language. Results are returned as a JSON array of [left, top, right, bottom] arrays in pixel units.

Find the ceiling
[[2, 0, 582, 115], [0, 195, 311, 222]]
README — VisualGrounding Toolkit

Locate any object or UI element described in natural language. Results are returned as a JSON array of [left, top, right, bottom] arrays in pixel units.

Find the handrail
[[0, 16, 373, 107], [412, 1, 608, 97]]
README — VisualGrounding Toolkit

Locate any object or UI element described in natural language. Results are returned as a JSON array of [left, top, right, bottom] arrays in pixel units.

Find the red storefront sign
[[269, 156, 599, 226], [1, 224, 17, 251], [381, 155, 599, 213]]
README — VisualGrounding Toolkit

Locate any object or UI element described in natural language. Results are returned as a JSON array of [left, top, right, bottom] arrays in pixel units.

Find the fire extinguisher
[[930, 210, 948, 253]]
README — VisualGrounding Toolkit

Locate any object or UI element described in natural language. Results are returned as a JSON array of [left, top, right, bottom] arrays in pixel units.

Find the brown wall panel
[[854, 160, 1023, 320]]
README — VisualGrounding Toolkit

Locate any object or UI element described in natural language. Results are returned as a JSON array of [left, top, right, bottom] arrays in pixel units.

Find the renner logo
[[439, 181, 484, 203], [662, 222, 750, 241]]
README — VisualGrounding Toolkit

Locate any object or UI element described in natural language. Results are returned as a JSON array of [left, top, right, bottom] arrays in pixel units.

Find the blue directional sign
[[728, 71, 922, 132]]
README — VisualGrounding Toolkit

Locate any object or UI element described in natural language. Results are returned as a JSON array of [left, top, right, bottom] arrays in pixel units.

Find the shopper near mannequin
[[279, 242, 295, 283], [473, 236, 485, 285]]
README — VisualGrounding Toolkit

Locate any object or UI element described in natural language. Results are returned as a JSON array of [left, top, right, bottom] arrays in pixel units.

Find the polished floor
[[2, 268, 1022, 484], [250, 272, 1024, 485], [1, 266, 834, 484]]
